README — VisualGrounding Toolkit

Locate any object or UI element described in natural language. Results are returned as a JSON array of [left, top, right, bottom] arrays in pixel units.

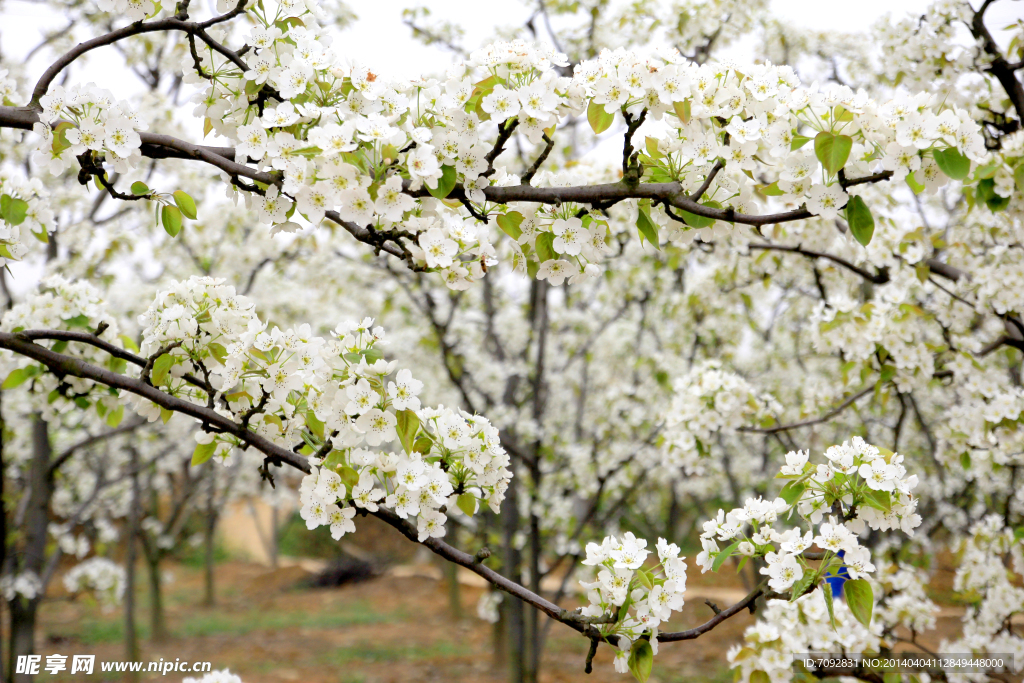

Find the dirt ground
[[28, 552, 982, 683]]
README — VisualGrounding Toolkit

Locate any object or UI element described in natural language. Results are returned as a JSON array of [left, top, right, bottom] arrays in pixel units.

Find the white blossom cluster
[[942, 515, 1024, 677], [660, 360, 781, 473], [61, 557, 126, 610], [8, 0, 982, 288], [125, 275, 511, 543], [0, 571, 43, 601], [871, 557, 939, 635], [579, 535, 687, 674], [728, 589, 880, 683], [696, 438, 920, 592], [32, 83, 145, 176], [0, 275, 126, 420], [0, 174, 53, 266]]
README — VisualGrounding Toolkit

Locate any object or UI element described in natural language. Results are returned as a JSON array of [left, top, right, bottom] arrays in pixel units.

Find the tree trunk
[[124, 449, 141, 681], [501, 475, 526, 683], [145, 553, 169, 642], [442, 554, 462, 620], [202, 470, 216, 607], [10, 417, 54, 683], [8, 598, 38, 683], [270, 501, 279, 569]]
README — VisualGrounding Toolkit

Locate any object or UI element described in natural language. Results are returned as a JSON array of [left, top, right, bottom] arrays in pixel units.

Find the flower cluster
[[32, 83, 144, 176], [660, 360, 780, 473], [810, 290, 939, 391], [696, 438, 920, 594], [728, 589, 880, 683], [0, 174, 52, 266], [942, 515, 1024, 671], [0, 571, 42, 601], [579, 535, 686, 675], [127, 276, 511, 544], [62, 557, 126, 610], [0, 0, 946, 288], [0, 275, 126, 421]]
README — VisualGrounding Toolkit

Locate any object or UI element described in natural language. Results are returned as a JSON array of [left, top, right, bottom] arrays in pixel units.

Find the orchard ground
[[18, 513, 989, 683]]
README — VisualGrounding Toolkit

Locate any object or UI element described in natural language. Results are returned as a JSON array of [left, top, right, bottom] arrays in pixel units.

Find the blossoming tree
[[0, 0, 1021, 681]]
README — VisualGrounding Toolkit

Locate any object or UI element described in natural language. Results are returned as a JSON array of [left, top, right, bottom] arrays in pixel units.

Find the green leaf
[[119, 335, 140, 353], [1014, 165, 1024, 195], [779, 480, 806, 505], [627, 640, 654, 683], [845, 195, 875, 246], [759, 181, 784, 197], [2, 365, 40, 389], [339, 465, 359, 490], [814, 132, 853, 177], [977, 178, 1010, 212], [676, 204, 716, 229], [960, 451, 971, 470], [906, 171, 926, 195], [844, 578, 873, 628], [151, 354, 174, 386], [0, 195, 29, 226], [535, 232, 556, 262], [305, 410, 325, 439], [192, 440, 217, 467], [932, 147, 970, 180], [130, 181, 150, 196], [172, 190, 197, 220], [160, 407, 174, 424], [50, 122, 75, 154], [636, 203, 660, 250], [712, 540, 740, 572], [637, 570, 653, 590], [587, 100, 615, 135], [496, 211, 524, 240], [427, 165, 457, 200], [161, 205, 183, 237], [413, 436, 432, 454], [790, 135, 812, 151], [396, 409, 420, 455], [822, 580, 837, 631], [750, 671, 771, 683], [790, 568, 815, 601], [456, 493, 477, 517], [672, 100, 691, 124], [105, 404, 124, 428], [973, 161, 999, 180]]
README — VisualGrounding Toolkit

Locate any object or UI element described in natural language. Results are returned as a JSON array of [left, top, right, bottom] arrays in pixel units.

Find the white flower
[[388, 368, 423, 411], [355, 409, 397, 445], [805, 184, 848, 220], [537, 259, 573, 286], [419, 228, 458, 269], [760, 552, 802, 592]]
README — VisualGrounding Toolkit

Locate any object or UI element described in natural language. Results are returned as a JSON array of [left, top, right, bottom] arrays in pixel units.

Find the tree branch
[[747, 242, 890, 284]]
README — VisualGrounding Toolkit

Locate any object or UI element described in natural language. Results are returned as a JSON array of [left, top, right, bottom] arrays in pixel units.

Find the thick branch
[[0, 331, 310, 474]]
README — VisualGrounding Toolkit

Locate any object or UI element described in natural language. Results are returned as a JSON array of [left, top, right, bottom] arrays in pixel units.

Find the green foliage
[[587, 100, 615, 134], [814, 132, 853, 176], [844, 578, 874, 628], [427, 165, 457, 199], [845, 195, 875, 246]]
